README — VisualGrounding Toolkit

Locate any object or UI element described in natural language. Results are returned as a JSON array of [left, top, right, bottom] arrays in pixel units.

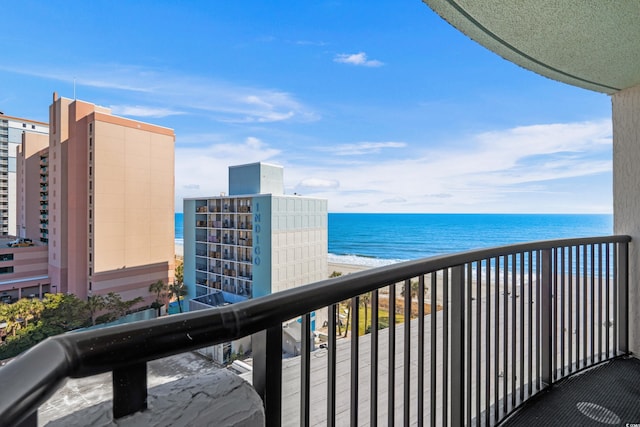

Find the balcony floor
[[502, 356, 640, 426]]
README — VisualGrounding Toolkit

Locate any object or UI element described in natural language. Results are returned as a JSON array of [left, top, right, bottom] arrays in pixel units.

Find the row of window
[[88, 126, 93, 280]]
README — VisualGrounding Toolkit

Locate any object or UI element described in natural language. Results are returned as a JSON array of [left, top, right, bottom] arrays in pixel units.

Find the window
[[22, 123, 26, 128], [0, 266, 14, 274], [31, 125, 35, 129], [89, 123, 92, 134], [0, 253, 14, 262]]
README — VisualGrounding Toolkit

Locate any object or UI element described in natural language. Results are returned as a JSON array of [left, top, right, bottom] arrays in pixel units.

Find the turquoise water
[[176, 213, 613, 268]]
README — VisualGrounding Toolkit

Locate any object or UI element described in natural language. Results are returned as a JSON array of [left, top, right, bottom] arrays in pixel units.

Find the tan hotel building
[[16, 93, 175, 304]]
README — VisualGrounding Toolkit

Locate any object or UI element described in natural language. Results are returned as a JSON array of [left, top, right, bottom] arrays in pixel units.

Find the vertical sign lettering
[[253, 203, 261, 266]]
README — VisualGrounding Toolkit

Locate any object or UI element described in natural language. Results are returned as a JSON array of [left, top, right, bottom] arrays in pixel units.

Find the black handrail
[[0, 235, 631, 426]]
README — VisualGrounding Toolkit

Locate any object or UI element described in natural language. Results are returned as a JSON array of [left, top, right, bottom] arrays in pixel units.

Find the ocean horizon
[[175, 213, 613, 268]]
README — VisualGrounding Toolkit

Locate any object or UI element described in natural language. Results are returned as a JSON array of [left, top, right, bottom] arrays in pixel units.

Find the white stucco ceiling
[[423, 0, 640, 94]]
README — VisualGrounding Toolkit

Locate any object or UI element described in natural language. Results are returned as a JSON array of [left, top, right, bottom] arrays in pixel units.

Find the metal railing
[[0, 236, 630, 426]]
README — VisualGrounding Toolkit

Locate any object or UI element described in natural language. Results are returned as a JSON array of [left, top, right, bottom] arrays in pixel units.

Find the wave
[[328, 253, 406, 268]]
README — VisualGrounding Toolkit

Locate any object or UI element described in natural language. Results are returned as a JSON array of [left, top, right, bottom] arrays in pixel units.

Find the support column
[[612, 83, 640, 357]]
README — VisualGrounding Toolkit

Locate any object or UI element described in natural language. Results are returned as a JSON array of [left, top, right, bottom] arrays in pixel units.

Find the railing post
[[618, 242, 629, 354], [451, 265, 465, 427], [541, 249, 553, 387], [253, 325, 282, 426], [112, 362, 147, 419], [301, 313, 311, 427], [328, 304, 337, 427], [351, 296, 359, 426]]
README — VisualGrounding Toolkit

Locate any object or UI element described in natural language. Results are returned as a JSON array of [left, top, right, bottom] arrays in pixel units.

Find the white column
[[613, 83, 640, 356]]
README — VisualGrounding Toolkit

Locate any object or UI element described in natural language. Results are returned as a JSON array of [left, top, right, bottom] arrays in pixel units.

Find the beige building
[[0, 114, 48, 236], [17, 93, 175, 304], [0, 243, 49, 303]]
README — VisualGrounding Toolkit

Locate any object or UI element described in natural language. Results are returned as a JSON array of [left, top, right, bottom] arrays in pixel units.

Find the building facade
[[184, 162, 326, 363], [0, 114, 48, 236], [16, 93, 176, 305], [184, 163, 328, 305], [0, 242, 49, 303]]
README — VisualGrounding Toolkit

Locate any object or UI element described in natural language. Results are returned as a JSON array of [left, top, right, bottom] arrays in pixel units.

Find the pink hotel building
[[12, 93, 175, 304]]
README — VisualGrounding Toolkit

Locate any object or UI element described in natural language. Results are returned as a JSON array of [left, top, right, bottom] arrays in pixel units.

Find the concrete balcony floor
[[502, 356, 640, 426]]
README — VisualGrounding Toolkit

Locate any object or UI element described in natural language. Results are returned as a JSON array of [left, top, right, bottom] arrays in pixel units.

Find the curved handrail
[[0, 235, 630, 426]]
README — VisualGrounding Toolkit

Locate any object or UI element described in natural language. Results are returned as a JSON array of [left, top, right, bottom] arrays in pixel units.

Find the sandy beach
[[328, 262, 369, 276]]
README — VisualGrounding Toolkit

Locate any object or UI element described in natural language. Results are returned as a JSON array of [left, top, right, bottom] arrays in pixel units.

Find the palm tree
[[168, 282, 188, 313], [0, 301, 19, 337], [342, 299, 351, 338], [175, 263, 184, 287], [148, 280, 167, 310], [360, 292, 371, 334]]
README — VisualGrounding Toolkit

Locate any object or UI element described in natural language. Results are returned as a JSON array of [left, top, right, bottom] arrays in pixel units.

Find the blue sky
[[1, 1, 613, 213]]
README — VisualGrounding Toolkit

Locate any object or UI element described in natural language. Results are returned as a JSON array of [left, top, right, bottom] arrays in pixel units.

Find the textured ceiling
[[423, 0, 640, 94]]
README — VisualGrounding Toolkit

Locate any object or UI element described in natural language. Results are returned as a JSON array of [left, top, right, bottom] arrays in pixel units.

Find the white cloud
[[334, 52, 384, 67], [293, 40, 328, 46], [318, 141, 407, 156], [344, 202, 368, 209], [0, 63, 317, 124], [295, 178, 340, 192], [381, 197, 407, 204], [175, 136, 281, 209], [282, 120, 613, 213], [110, 104, 185, 118]]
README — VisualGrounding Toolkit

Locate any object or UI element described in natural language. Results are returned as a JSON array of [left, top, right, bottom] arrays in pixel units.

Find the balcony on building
[[1, 234, 636, 426], [2, 3, 640, 426]]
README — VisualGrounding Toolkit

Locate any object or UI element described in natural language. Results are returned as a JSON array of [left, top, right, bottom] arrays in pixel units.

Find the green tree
[[329, 271, 342, 278], [168, 282, 188, 313], [101, 292, 144, 322], [360, 292, 371, 334], [86, 295, 106, 326], [342, 299, 351, 338], [175, 263, 184, 286], [148, 280, 168, 310], [41, 293, 90, 332], [401, 280, 420, 300], [0, 302, 21, 337]]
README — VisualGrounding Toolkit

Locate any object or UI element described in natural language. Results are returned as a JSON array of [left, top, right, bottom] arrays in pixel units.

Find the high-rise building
[[184, 162, 328, 307], [0, 113, 48, 236], [183, 162, 327, 363], [17, 93, 176, 304]]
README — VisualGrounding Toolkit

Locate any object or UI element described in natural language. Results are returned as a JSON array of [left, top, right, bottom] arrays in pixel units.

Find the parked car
[[7, 238, 33, 248]]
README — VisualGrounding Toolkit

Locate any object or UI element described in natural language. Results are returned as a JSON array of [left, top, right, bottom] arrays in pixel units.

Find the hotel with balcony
[[184, 162, 328, 307], [16, 93, 176, 305]]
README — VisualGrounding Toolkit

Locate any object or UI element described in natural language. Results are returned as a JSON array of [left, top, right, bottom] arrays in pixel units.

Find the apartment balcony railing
[[0, 235, 630, 426]]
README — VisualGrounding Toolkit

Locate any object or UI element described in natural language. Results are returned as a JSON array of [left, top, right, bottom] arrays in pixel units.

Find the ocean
[[175, 213, 613, 268]]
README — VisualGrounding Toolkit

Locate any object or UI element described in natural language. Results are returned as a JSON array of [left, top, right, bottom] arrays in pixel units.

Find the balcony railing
[[0, 235, 630, 426]]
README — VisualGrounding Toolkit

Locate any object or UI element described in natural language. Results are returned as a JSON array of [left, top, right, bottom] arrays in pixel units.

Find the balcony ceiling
[[422, 0, 640, 94]]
